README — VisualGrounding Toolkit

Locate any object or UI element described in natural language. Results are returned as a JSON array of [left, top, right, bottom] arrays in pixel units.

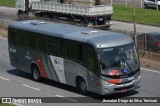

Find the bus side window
[[48, 36, 59, 56], [17, 30, 27, 47], [86, 45, 99, 74], [60, 39, 66, 57], [66, 40, 83, 61], [37, 35, 47, 53], [27, 32, 37, 50], [9, 28, 17, 45]]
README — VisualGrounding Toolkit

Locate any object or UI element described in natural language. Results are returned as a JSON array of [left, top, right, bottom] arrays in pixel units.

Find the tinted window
[[9, 28, 17, 45], [27, 32, 37, 50], [86, 45, 99, 74], [155, 36, 160, 39], [60, 39, 66, 57], [149, 0, 155, 2], [67, 41, 83, 61], [17, 30, 27, 47], [48, 36, 59, 56], [37, 35, 47, 52]]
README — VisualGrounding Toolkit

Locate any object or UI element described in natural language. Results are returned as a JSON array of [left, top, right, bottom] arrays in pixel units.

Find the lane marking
[[55, 95, 77, 102], [47, 89, 64, 95], [0, 76, 10, 81], [141, 68, 160, 74], [63, 97, 78, 103], [22, 84, 41, 91], [12, 103, 24, 106], [0, 37, 7, 40]]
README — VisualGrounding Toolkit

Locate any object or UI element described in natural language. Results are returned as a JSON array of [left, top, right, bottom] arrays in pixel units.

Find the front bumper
[[100, 75, 141, 95]]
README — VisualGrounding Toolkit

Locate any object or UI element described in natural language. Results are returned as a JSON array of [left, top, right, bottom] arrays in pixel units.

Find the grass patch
[[113, 5, 160, 26], [0, 0, 15, 7]]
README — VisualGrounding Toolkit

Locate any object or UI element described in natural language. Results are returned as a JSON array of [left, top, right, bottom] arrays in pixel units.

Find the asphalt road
[[0, 37, 160, 106], [110, 21, 160, 33]]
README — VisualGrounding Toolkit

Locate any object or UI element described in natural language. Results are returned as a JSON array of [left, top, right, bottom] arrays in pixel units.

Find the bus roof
[[9, 20, 134, 48]]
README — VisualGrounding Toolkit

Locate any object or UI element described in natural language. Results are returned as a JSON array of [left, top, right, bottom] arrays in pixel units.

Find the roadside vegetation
[[113, 4, 160, 27], [0, 0, 15, 7]]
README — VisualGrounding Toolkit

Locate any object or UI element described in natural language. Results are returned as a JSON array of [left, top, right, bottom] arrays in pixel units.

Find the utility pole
[[133, 0, 137, 46], [141, 0, 143, 9], [156, 0, 159, 11], [111, 0, 113, 5], [125, 0, 128, 7]]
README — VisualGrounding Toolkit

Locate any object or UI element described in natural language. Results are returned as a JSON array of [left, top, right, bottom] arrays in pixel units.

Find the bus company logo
[[54, 59, 61, 65], [2, 98, 11, 103]]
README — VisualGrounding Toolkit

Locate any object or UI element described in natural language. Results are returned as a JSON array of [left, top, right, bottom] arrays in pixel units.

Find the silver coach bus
[[8, 20, 141, 95]]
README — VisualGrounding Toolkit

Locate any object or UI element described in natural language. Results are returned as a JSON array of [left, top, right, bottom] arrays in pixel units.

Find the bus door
[[86, 45, 100, 93], [8, 28, 20, 68]]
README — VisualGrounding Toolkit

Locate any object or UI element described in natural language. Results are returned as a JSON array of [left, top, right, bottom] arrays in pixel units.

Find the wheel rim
[[80, 81, 87, 92], [33, 69, 39, 80]]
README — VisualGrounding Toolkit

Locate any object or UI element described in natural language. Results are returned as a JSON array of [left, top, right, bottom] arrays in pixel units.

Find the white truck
[[16, 0, 113, 27]]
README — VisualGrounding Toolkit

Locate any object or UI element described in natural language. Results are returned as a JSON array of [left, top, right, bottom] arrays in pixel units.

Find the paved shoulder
[[111, 21, 160, 33]]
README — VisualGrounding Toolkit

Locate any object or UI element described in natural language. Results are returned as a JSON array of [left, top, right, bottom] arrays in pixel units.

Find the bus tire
[[32, 66, 41, 81], [77, 78, 88, 94]]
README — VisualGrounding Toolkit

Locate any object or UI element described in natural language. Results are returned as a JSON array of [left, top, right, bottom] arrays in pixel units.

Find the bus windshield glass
[[99, 44, 139, 76]]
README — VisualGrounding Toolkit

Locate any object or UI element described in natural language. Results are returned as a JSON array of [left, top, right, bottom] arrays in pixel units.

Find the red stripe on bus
[[37, 54, 47, 78]]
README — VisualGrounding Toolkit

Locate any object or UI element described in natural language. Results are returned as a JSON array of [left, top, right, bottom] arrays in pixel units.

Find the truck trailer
[[16, 0, 113, 28]]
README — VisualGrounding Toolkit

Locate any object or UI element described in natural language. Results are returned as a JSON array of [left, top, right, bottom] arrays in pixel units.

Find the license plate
[[120, 89, 128, 93]]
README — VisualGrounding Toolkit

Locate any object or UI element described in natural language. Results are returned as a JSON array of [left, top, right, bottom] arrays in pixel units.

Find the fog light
[[137, 82, 141, 87], [104, 88, 109, 92], [135, 75, 141, 80]]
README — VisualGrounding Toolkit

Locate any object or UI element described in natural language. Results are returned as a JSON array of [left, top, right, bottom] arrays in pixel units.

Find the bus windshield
[[99, 44, 139, 76]]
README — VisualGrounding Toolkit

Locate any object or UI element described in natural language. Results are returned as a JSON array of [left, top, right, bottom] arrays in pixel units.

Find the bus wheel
[[78, 78, 88, 94], [32, 66, 41, 81]]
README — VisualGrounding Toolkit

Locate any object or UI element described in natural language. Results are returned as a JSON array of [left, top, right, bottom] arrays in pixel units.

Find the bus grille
[[114, 85, 134, 91]]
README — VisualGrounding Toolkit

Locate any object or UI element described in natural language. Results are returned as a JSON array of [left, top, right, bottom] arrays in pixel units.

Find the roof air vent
[[81, 31, 99, 35], [31, 21, 47, 25]]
